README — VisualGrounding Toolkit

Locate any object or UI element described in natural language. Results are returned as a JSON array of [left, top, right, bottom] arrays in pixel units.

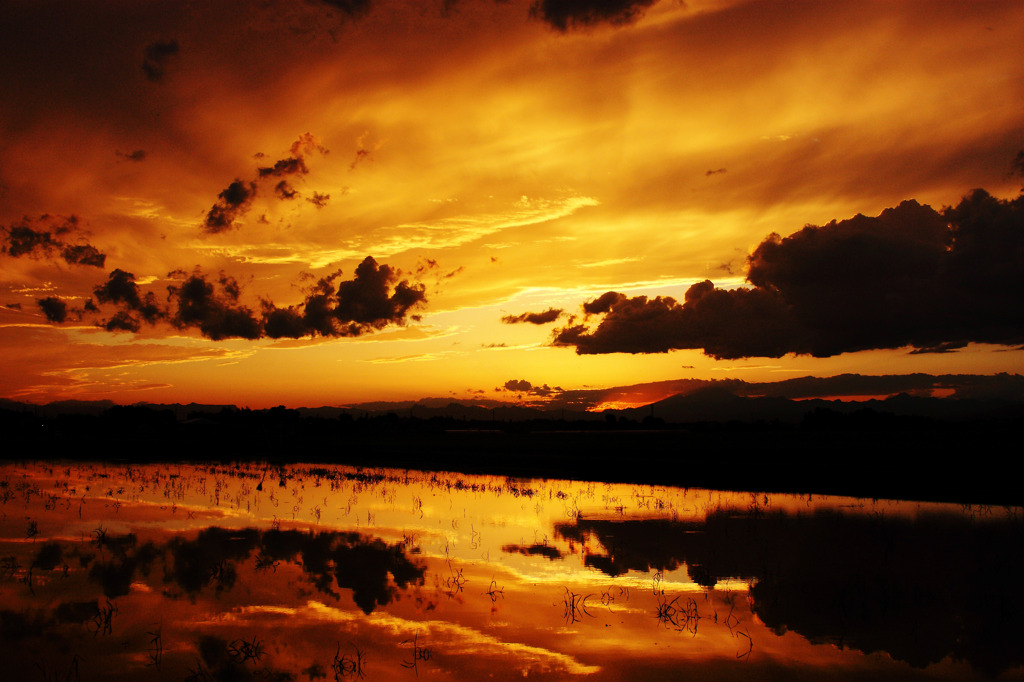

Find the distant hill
[[3, 373, 1023, 425]]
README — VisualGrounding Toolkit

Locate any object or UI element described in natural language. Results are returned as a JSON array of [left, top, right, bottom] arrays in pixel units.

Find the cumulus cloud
[[500, 379, 561, 398], [501, 308, 563, 324], [38, 255, 426, 342], [582, 291, 625, 315], [554, 189, 1024, 358], [262, 256, 426, 339], [93, 269, 165, 331], [37, 296, 68, 323], [529, 0, 659, 32], [1, 215, 106, 268], [142, 39, 179, 82], [168, 271, 262, 341]]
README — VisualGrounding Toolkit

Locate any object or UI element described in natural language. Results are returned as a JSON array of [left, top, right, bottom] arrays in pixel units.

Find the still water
[[1, 461, 1022, 681]]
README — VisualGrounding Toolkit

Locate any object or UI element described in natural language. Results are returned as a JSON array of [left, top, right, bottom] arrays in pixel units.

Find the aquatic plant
[[561, 587, 594, 625], [401, 634, 432, 676], [332, 641, 367, 680]]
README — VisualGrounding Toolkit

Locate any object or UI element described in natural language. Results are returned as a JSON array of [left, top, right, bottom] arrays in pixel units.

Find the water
[[1, 460, 1021, 680]]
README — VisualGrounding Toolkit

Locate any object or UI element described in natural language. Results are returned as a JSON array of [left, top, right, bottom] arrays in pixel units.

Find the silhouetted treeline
[[2, 401, 1022, 505]]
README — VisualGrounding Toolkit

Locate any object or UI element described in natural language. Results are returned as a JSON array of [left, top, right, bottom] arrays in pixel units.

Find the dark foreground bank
[[3, 405, 1021, 506]]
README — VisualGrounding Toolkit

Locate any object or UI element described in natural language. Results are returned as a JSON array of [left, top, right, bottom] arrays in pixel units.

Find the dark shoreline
[[4, 406, 1021, 506]]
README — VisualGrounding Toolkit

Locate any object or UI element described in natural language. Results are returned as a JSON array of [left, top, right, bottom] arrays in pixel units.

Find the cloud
[[4, 223, 60, 257], [94, 268, 144, 308], [554, 189, 1024, 358], [168, 271, 262, 341], [202, 180, 257, 233], [257, 157, 309, 178], [61, 244, 106, 267], [500, 379, 561, 398], [93, 269, 165, 331], [1, 215, 106, 268], [306, 191, 330, 208], [501, 308, 563, 324], [274, 180, 299, 200], [582, 291, 625, 315], [261, 257, 427, 339], [311, 0, 373, 21], [142, 39, 179, 82], [202, 134, 329, 232], [529, 0, 659, 32], [35, 256, 426, 341], [504, 379, 534, 392], [116, 150, 147, 162], [37, 296, 68, 323]]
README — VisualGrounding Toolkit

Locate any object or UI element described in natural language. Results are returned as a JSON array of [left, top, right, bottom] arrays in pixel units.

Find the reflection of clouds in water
[[305, 601, 603, 676], [4, 461, 1023, 681], [215, 600, 602, 675]]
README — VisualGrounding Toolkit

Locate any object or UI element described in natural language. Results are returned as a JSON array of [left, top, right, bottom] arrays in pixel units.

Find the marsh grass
[[332, 641, 367, 680], [400, 634, 432, 676], [561, 587, 594, 625]]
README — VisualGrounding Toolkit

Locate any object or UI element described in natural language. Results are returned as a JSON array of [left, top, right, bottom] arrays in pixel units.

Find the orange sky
[[1, 0, 1023, 408]]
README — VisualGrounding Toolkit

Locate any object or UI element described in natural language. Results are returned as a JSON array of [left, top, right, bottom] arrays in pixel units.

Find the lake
[[2, 460, 1022, 680]]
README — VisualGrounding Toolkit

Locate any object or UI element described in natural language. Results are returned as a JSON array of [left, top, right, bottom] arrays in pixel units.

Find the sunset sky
[[2, 0, 1022, 409]]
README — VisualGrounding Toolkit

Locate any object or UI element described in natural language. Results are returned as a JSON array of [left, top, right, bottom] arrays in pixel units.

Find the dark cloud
[[202, 134, 328, 232], [501, 307, 563, 324], [141, 39, 179, 82], [416, 258, 439, 274], [349, 147, 371, 171], [504, 379, 533, 392], [258, 157, 309, 178], [262, 258, 426, 339], [311, 0, 373, 20], [3, 222, 60, 258], [94, 269, 143, 308], [93, 269, 165, 327], [529, 0, 659, 32], [554, 189, 1024, 358], [501, 379, 560, 398], [37, 297, 68, 323], [102, 310, 142, 333], [60, 244, 106, 267], [168, 271, 262, 341], [116, 150, 147, 162], [306, 191, 330, 208], [582, 291, 625, 315], [502, 543, 564, 560], [202, 179, 257, 233], [333, 257, 426, 332], [38, 256, 426, 341], [908, 341, 968, 355], [1, 215, 106, 267]]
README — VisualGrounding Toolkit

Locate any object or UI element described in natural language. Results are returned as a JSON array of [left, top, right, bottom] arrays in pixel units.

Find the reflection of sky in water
[[1, 461, 1021, 681]]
